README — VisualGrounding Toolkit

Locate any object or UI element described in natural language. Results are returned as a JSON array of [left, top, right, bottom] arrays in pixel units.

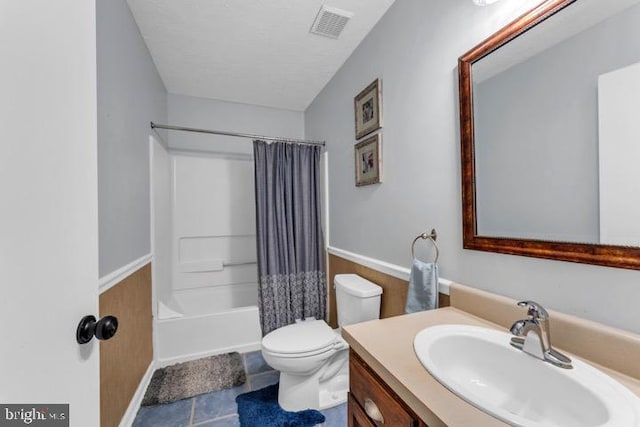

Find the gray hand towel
[[405, 259, 439, 314]]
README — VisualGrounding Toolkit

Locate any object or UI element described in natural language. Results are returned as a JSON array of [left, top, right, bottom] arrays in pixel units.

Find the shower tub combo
[[151, 143, 263, 365]]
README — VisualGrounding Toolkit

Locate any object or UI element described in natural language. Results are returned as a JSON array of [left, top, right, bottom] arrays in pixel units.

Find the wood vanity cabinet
[[348, 350, 428, 427]]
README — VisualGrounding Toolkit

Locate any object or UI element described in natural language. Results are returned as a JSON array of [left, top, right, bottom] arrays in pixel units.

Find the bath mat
[[142, 352, 246, 406], [235, 383, 325, 427]]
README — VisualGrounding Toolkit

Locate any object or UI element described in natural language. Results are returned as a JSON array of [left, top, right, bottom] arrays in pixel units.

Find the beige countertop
[[342, 306, 640, 427]]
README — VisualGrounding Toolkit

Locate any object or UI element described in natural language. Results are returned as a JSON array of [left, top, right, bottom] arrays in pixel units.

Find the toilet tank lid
[[335, 274, 382, 297]]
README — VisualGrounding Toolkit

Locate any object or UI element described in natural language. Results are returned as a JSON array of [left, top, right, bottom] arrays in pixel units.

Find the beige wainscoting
[[99, 263, 153, 427], [327, 253, 449, 328]]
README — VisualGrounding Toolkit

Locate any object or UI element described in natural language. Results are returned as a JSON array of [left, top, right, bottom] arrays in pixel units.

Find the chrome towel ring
[[411, 228, 439, 263]]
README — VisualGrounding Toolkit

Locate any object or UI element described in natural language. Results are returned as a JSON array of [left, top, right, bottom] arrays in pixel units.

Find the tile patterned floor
[[133, 351, 347, 427]]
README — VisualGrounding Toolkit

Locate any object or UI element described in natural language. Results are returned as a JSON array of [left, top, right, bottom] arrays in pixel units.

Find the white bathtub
[[155, 283, 262, 365]]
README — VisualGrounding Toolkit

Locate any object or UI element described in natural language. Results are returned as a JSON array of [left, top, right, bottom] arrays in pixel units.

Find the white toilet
[[261, 274, 382, 411]]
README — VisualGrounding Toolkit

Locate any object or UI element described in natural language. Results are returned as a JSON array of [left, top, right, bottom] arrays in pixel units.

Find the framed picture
[[354, 79, 382, 140], [355, 134, 382, 186]]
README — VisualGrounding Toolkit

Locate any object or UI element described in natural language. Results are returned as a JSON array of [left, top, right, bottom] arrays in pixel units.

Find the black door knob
[[95, 316, 118, 340], [76, 315, 119, 344]]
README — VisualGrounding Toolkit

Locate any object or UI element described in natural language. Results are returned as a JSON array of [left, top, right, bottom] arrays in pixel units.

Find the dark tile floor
[[133, 351, 347, 427]]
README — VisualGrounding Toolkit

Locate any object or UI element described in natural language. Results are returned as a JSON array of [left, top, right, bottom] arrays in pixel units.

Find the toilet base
[[277, 348, 349, 412], [278, 371, 319, 411], [319, 373, 348, 409], [278, 372, 349, 411]]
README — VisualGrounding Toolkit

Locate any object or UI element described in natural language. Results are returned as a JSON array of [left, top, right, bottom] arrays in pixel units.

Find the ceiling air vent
[[310, 5, 353, 39]]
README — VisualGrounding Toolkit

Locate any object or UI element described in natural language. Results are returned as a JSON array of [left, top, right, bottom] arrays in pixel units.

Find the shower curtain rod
[[150, 122, 326, 147]]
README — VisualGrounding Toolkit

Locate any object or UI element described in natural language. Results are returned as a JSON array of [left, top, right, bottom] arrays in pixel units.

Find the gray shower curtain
[[253, 140, 326, 336]]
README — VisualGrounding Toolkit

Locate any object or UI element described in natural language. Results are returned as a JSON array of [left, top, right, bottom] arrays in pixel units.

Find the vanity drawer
[[348, 395, 376, 427], [349, 352, 417, 427]]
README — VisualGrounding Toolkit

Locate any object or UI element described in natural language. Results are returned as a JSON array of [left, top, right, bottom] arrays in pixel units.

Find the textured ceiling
[[127, 0, 396, 111]]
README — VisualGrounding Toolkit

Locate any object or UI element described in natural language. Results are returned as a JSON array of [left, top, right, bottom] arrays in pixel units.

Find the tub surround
[[152, 148, 263, 364], [342, 282, 640, 426]]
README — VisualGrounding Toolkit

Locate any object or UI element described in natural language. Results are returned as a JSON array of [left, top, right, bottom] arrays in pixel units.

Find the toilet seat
[[262, 319, 341, 358]]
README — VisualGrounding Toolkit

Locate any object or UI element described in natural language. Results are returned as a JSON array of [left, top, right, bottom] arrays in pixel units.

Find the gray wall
[[305, 0, 640, 333], [97, 0, 168, 276], [475, 4, 640, 243], [167, 94, 305, 155]]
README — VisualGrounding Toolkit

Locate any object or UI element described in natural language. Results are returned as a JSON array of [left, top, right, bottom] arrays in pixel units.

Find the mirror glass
[[472, 0, 640, 247]]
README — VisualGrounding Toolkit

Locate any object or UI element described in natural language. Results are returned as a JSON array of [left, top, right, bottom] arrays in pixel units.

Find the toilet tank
[[335, 274, 383, 328]]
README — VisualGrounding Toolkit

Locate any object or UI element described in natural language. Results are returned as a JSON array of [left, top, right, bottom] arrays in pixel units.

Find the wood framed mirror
[[459, 0, 640, 270]]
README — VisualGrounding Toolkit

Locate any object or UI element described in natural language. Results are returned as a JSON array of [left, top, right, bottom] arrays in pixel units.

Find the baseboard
[[327, 246, 451, 295], [99, 254, 153, 294], [155, 341, 262, 368], [118, 361, 155, 427]]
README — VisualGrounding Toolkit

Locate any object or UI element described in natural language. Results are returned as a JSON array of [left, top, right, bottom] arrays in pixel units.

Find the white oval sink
[[414, 324, 640, 427]]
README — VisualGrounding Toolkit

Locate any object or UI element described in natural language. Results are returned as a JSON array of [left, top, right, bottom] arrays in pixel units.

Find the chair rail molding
[[326, 246, 451, 295], [99, 253, 153, 293]]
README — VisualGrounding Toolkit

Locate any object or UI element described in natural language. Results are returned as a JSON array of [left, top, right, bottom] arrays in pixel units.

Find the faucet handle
[[517, 300, 549, 320]]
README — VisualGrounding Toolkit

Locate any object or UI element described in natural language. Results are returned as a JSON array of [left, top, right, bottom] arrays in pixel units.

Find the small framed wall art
[[354, 79, 382, 140], [354, 133, 382, 186]]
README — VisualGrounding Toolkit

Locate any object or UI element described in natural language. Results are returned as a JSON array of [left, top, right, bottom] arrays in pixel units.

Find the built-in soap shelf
[[178, 234, 257, 273], [179, 259, 257, 273]]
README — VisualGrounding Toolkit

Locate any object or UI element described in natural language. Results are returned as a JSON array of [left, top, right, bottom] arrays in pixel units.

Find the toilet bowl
[[261, 274, 382, 411], [262, 319, 349, 411]]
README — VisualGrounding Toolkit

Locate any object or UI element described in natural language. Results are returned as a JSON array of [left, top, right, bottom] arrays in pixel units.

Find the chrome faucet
[[509, 301, 572, 369]]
